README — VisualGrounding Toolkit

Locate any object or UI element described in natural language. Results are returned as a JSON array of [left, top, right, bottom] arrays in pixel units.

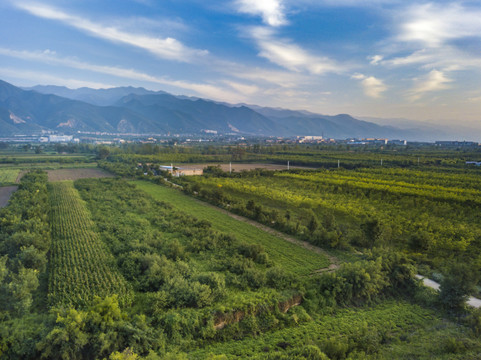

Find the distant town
[[0, 131, 479, 148]]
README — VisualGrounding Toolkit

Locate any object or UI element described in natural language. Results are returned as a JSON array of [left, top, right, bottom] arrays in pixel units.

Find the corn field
[[48, 181, 131, 307]]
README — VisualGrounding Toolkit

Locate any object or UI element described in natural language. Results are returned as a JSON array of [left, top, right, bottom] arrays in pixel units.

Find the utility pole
[[287, 161, 290, 170], [229, 162, 232, 174], [381, 158, 383, 166], [338, 160, 340, 168]]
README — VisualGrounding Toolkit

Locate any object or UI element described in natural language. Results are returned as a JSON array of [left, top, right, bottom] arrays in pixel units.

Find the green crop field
[[48, 181, 131, 306], [192, 300, 480, 359], [0, 169, 20, 185], [133, 181, 330, 276], [1, 146, 481, 359], [181, 166, 481, 280]]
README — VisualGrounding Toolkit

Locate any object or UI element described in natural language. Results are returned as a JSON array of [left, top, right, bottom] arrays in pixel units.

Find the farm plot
[[133, 181, 330, 276], [0, 168, 20, 185], [47, 168, 114, 181], [48, 181, 131, 307]]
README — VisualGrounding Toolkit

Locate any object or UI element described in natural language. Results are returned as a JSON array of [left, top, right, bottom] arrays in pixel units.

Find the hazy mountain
[[0, 80, 150, 134], [244, 105, 418, 139], [25, 85, 165, 106], [0, 79, 433, 139], [357, 116, 481, 142], [115, 93, 278, 135]]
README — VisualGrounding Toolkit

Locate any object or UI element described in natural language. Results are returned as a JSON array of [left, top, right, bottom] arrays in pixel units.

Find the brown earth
[[178, 163, 312, 172], [0, 186, 18, 208], [47, 168, 115, 181]]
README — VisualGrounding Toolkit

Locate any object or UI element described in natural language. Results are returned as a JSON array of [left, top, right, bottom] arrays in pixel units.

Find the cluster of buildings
[[39, 135, 80, 143], [140, 164, 204, 177], [294, 136, 408, 146]]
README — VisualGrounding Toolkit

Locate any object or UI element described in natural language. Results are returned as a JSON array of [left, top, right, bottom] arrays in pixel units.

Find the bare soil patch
[[179, 163, 312, 172], [47, 168, 114, 182], [0, 186, 17, 208]]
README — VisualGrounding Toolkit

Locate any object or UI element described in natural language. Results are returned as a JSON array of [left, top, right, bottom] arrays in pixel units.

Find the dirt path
[[0, 186, 17, 208], [415, 275, 481, 309], [194, 197, 340, 272], [15, 171, 27, 183]]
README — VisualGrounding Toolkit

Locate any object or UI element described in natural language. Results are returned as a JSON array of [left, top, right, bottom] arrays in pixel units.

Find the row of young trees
[[0, 170, 50, 316], [180, 167, 481, 275]]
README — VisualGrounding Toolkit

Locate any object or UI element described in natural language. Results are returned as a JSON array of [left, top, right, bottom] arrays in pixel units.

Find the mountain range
[[0, 79, 455, 140]]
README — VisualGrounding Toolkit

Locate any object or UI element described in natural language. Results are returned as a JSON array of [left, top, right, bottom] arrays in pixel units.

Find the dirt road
[[0, 186, 17, 208], [415, 275, 481, 308]]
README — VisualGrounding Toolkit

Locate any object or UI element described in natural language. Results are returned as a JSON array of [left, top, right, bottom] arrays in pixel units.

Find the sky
[[1, 0, 481, 127]]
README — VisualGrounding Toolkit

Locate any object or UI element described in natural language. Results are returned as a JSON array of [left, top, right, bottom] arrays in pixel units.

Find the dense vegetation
[[178, 166, 481, 286], [105, 142, 481, 169], [1, 143, 481, 358]]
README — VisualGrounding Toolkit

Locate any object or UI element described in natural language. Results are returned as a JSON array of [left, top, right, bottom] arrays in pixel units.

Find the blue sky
[[1, 0, 481, 126]]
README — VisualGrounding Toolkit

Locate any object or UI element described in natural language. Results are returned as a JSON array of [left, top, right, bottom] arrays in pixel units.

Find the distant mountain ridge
[[0, 79, 423, 139]]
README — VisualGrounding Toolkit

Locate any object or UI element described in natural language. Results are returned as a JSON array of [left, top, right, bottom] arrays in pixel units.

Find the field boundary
[[197, 198, 340, 272], [153, 179, 340, 272]]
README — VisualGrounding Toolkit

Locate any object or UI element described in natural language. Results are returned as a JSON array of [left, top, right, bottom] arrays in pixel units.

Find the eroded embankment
[[214, 294, 303, 330]]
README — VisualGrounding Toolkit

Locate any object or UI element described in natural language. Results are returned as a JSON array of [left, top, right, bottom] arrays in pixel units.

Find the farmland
[[179, 166, 481, 279], [133, 181, 331, 276], [48, 181, 131, 306], [0, 169, 20, 185], [1, 144, 481, 358], [46, 168, 114, 181]]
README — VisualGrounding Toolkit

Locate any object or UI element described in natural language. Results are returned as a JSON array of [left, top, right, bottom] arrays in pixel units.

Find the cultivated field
[[134, 181, 330, 276], [47, 168, 114, 181], [0, 169, 20, 185], [48, 181, 130, 306]]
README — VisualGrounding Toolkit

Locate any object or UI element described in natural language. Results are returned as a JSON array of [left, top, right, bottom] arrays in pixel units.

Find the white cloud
[[14, 2, 207, 61], [369, 55, 383, 65], [351, 73, 387, 98], [236, 0, 287, 27], [399, 3, 481, 47], [223, 80, 260, 95], [407, 69, 452, 101], [249, 27, 341, 74]]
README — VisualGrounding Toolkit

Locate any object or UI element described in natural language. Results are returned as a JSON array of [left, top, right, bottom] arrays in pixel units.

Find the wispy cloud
[[236, 0, 287, 27], [352, 73, 387, 98], [399, 3, 481, 47], [249, 27, 341, 74], [14, 2, 207, 61], [407, 69, 452, 101], [0, 48, 245, 101]]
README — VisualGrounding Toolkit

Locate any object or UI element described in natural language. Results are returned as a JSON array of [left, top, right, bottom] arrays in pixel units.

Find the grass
[[133, 181, 329, 277], [0, 169, 20, 185], [190, 300, 478, 359]]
